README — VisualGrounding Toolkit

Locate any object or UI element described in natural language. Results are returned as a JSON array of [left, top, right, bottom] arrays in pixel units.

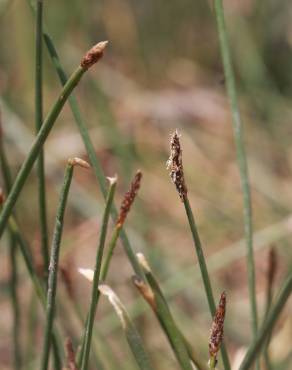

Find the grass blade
[[35, 0, 49, 276], [80, 177, 117, 370], [99, 284, 154, 370], [239, 273, 292, 370], [40, 158, 89, 370], [0, 41, 107, 238], [213, 0, 258, 348]]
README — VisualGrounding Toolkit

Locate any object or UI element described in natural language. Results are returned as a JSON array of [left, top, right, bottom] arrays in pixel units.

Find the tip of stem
[[68, 157, 91, 169], [78, 268, 94, 282], [107, 175, 118, 186], [136, 252, 151, 272], [80, 40, 109, 70]]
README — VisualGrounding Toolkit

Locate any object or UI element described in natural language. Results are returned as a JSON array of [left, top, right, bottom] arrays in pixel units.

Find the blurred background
[[0, 0, 292, 369]]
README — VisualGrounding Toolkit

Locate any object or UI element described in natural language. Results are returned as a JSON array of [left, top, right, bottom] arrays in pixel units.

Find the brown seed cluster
[[166, 130, 187, 201], [117, 170, 142, 228], [209, 292, 226, 360], [80, 41, 108, 70]]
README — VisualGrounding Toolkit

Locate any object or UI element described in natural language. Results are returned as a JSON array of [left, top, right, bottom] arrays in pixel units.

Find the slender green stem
[[0, 135, 22, 370], [35, 0, 49, 276], [239, 273, 292, 370], [9, 233, 22, 370], [80, 180, 117, 370], [208, 356, 216, 370], [39, 29, 145, 280], [40, 163, 74, 370], [213, 0, 258, 344], [183, 197, 230, 370], [0, 65, 85, 238], [100, 225, 121, 281]]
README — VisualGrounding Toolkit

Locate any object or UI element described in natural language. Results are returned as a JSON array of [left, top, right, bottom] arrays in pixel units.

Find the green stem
[[9, 233, 22, 370], [40, 31, 145, 280], [208, 355, 216, 370], [239, 273, 292, 370], [35, 0, 49, 276], [100, 225, 121, 281], [183, 197, 230, 370], [0, 135, 22, 370], [213, 0, 258, 343], [0, 65, 85, 238], [40, 163, 74, 370], [80, 180, 117, 370]]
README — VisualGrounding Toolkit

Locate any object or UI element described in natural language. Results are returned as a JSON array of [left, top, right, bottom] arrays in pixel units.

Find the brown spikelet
[[68, 157, 90, 169], [132, 275, 156, 311], [166, 130, 187, 201], [65, 338, 78, 370], [80, 41, 108, 70], [116, 170, 142, 228], [267, 247, 277, 291], [209, 292, 226, 361]]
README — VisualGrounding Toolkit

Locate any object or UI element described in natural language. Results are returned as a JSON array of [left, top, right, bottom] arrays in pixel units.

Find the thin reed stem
[[40, 161, 75, 370], [100, 225, 120, 281], [239, 273, 292, 370], [80, 179, 117, 370], [213, 0, 258, 345], [30, 22, 145, 279], [35, 0, 49, 276], [0, 41, 106, 238], [183, 197, 230, 370], [0, 125, 22, 369]]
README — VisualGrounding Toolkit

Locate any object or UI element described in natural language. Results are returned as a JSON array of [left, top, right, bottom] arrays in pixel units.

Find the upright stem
[[239, 273, 292, 370], [183, 197, 230, 370], [100, 225, 121, 281], [35, 0, 49, 275], [40, 32, 145, 280], [0, 65, 85, 237], [213, 0, 258, 344], [0, 128, 22, 370], [40, 163, 74, 370], [80, 180, 117, 370]]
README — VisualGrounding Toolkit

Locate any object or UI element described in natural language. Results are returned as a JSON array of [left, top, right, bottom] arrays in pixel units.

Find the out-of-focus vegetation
[[0, 0, 292, 369]]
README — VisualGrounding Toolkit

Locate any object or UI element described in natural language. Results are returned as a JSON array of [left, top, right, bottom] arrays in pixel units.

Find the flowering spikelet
[[166, 130, 187, 201], [80, 41, 108, 70], [65, 338, 78, 370], [117, 170, 142, 228], [209, 292, 226, 362]]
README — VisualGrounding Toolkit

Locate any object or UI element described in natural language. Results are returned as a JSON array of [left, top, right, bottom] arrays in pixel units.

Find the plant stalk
[[80, 179, 117, 370], [213, 0, 258, 346], [0, 65, 86, 238], [40, 162, 74, 370], [239, 273, 292, 370], [35, 0, 49, 276]]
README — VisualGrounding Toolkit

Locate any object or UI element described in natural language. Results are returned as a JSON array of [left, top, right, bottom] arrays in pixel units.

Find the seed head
[[68, 157, 90, 169], [80, 41, 108, 70], [117, 170, 142, 228], [132, 275, 156, 311], [65, 338, 78, 370], [166, 130, 187, 201], [209, 292, 226, 362]]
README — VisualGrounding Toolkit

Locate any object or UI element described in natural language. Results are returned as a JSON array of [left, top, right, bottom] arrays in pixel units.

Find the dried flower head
[[132, 275, 156, 311], [80, 41, 108, 70], [117, 170, 142, 228], [209, 292, 226, 362], [68, 157, 90, 169], [166, 130, 187, 201]]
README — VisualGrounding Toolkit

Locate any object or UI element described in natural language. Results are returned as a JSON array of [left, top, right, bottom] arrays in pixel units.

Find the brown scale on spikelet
[[209, 292, 226, 362], [116, 170, 142, 228], [80, 41, 108, 70], [166, 130, 187, 201], [65, 338, 78, 370]]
